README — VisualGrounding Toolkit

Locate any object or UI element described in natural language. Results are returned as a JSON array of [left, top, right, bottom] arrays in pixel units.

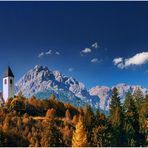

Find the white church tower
[[3, 66, 14, 102]]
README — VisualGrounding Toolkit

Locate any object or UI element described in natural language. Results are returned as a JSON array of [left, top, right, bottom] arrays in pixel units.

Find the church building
[[2, 66, 14, 102]]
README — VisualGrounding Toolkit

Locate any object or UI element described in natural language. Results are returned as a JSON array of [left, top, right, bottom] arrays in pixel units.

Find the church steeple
[[3, 66, 14, 102], [3, 66, 14, 78]]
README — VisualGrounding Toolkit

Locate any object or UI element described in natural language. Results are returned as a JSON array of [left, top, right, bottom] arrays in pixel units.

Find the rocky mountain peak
[[15, 65, 148, 112], [15, 65, 90, 103]]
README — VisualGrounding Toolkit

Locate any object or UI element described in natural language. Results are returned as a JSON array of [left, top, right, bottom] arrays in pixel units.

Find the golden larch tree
[[72, 118, 88, 147], [65, 109, 71, 121]]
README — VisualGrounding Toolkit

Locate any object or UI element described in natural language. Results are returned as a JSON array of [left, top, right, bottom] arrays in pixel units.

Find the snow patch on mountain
[[15, 65, 148, 111], [15, 65, 98, 108], [89, 86, 111, 110], [89, 83, 148, 111]]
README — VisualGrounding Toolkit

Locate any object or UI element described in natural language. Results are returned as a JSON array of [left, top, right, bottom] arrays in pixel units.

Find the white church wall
[[3, 76, 14, 102]]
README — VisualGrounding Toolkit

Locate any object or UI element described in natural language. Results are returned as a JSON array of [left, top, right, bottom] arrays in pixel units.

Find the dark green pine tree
[[133, 89, 147, 146], [109, 87, 125, 146], [133, 87, 144, 110], [92, 109, 111, 147], [83, 105, 96, 146], [95, 109, 107, 126], [124, 92, 141, 147]]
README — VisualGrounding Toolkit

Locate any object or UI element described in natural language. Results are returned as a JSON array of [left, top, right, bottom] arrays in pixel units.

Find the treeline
[[0, 88, 147, 147]]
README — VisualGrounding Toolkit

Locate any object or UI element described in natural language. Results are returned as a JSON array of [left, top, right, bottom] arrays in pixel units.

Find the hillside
[[0, 90, 147, 147]]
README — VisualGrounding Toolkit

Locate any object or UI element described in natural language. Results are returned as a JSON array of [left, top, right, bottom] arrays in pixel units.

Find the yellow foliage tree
[[2, 115, 10, 132], [46, 108, 56, 118], [65, 109, 71, 121], [72, 115, 78, 125], [72, 118, 88, 147], [29, 96, 41, 108], [50, 95, 55, 101]]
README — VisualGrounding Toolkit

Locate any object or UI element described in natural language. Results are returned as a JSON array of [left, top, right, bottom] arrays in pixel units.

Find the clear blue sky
[[0, 1, 148, 90]]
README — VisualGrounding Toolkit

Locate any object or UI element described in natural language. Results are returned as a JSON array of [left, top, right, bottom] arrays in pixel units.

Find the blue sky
[[0, 1, 148, 90]]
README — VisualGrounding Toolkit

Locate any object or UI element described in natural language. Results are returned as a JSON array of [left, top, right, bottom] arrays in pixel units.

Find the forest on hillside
[[0, 87, 147, 147]]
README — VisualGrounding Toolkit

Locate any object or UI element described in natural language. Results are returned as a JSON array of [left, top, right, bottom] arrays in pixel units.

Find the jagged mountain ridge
[[15, 65, 99, 108], [89, 83, 148, 110], [15, 65, 148, 111]]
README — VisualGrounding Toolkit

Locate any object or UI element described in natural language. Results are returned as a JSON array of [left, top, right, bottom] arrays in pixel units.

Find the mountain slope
[[15, 65, 148, 111], [15, 65, 98, 108], [89, 83, 148, 110]]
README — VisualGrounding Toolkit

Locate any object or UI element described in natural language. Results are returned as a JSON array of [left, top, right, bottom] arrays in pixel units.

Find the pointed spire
[[3, 66, 14, 78]]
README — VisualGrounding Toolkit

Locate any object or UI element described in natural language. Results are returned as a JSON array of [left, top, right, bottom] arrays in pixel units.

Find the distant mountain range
[[15, 65, 148, 112]]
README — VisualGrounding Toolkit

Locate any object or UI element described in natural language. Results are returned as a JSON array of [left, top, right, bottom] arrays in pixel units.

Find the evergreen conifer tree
[[109, 87, 125, 146], [96, 109, 106, 126], [83, 105, 96, 146], [133, 88, 147, 146], [92, 109, 111, 146], [133, 87, 144, 110], [124, 92, 141, 146]]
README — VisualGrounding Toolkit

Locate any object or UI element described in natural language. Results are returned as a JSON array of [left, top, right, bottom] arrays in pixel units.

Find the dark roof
[[3, 66, 14, 78]]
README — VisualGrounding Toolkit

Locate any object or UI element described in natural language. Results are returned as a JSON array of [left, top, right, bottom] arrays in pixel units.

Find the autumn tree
[[65, 109, 71, 121], [0, 108, 7, 123], [5, 98, 13, 108], [0, 128, 29, 147], [64, 103, 79, 118], [10, 98, 24, 113], [62, 125, 74, 146], [2, 114, 10, 133], [17, 117, 22, 131], [46, 108, 56, 118], [29, 96, 42, 115], [50, 94, 55, 101], [29, 96, 41, 108], [41, 99, 50, 113], [92, 125, 109, 147], [72, 115, 78, 125], [40, 120, 64, 147], [78, 107, 84, 116], [72, 117, 88, 147]]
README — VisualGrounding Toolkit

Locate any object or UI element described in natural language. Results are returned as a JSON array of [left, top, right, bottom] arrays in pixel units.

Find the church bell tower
[[3, 66, 14, 102]]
